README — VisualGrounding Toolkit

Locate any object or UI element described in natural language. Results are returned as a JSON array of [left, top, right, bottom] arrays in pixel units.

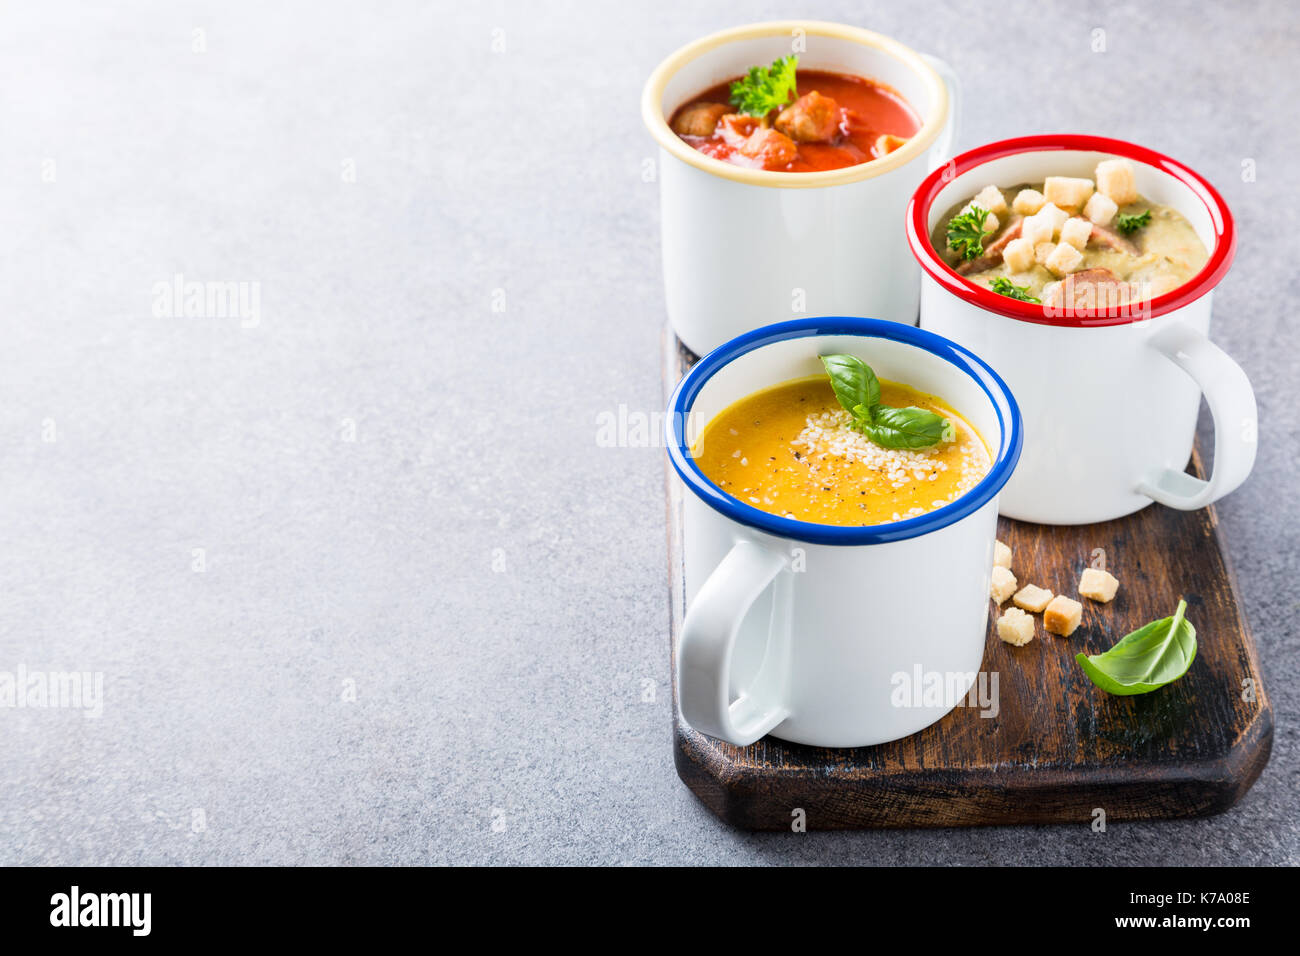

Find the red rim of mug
[[905, 134, 1236, 328]]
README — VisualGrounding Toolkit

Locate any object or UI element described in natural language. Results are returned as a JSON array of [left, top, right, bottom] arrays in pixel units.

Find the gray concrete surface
[[0, 0, 1295, 865]]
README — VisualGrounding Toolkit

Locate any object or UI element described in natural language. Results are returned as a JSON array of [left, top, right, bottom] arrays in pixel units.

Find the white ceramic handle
[[920, 53, 961, 169], [1137, 322, 1257, 510], [677, 539, 791, 745]]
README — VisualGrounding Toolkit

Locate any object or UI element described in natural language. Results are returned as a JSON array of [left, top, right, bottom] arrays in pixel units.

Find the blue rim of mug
[[665, 317, 1023, 546]]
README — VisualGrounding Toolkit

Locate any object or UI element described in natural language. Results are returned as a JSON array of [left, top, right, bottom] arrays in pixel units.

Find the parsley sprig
[[728, 55, 799, 118], [1116, 209, 1151, 235], [821, 355, 955, 451], [989, 277, 1041, 303], [946, 204, 992, 261]]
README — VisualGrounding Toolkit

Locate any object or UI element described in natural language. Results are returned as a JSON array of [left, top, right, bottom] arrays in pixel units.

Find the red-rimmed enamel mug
[[908, 135, 1256, 525]]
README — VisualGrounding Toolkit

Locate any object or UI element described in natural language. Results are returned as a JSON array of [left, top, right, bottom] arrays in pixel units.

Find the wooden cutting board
[[663, 330, 1271, 830]]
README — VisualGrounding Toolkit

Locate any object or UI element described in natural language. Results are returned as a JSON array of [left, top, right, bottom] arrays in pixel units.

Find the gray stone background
[[0, 1, 1295, 865]]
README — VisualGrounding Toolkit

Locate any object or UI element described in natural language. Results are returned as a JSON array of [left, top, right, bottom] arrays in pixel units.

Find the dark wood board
[[662, 328, 1271, 830]]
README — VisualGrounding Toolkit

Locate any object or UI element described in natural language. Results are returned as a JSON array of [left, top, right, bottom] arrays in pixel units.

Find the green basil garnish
[[1075, 599, 1197, 695], [819, 354, 954, 451], [822, 354, 880, 416]]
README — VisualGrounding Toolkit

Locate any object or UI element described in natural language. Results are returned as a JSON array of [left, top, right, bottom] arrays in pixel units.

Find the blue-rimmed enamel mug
[[666, 317, 1022, 748]]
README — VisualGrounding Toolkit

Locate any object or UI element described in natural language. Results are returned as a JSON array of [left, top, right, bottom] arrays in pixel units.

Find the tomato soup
[[669, 70, 920, 173], [693, 377, 991, 526]]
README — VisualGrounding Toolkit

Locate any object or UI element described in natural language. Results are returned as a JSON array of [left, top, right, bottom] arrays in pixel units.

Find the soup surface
[[692, 377, 991, 526], [929, 159, 1209, 309], [669, 70, 920, 173]]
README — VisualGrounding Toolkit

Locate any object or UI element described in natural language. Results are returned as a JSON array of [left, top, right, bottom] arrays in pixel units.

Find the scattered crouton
[[1013, 584, 1053, 613], [991, 565, 1018, 604], [1095, 159, 1138, 205], [1060, 217, 1093, 250], [993, 540, 1012, 569], [1043, 176, 1095, 212], [1012, 188, 1046, 216], [1044, 595, 1084, 636], [997, 607, 1035, 646], [1045, 241, 1085, 276], [1034, 241, 1057, 266], [1083, 191, 1118, 226], [1078, 568, 1120, 603]]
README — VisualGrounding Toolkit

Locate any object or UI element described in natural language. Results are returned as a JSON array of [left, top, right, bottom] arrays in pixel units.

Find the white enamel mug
[[642, 22, 960, 356], [909, 135, 1256, 525], [666, 317, 1022, 748]]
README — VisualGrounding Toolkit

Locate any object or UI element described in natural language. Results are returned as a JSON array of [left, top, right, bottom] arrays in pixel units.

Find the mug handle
[[1136, 321, 1257, 510], [920, 54, 962, 168], [677, 538, 792, 745]]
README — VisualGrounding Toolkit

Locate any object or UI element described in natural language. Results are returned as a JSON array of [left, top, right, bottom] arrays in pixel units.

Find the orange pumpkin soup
[[692, 377, 991, 526]]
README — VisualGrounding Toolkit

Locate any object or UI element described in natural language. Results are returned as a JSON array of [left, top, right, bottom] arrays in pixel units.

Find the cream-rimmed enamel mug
[[642, 21, 960, 356], [666, 317, 1022, 748], [908, 135, 1256, 525]]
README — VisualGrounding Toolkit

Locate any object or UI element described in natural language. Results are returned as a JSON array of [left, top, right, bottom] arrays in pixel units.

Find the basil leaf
[[821, 354, 880, 418], [1075, 599, 1197, 695], [858, 405, 952, 450]]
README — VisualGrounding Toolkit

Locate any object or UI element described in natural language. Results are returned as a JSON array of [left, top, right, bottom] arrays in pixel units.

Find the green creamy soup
[[931, 171, 1209, 304]]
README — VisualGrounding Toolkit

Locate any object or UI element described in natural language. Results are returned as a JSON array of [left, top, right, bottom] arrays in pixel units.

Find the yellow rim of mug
[[641, 20, 949, 190]]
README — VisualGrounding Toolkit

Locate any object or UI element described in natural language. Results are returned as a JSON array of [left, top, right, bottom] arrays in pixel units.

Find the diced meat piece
[[1089, 221, 1140, 255], [716, 113, 760, 147], [774, 91, 841, 143], [739, 127, 798, 169], [874, 134, 908, 157], [1044, 268, 1141, 312], [956, 217, 1024, 274], [671, 102, 730, 137]]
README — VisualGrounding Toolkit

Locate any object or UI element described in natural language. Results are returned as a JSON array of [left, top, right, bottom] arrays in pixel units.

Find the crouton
[[1034, 241, 1057, 265], [1013, 584, 1053, 613], [993, 540, 1013, 569], [1078, 567, 1119, 603], [1045, 241, 1085, 276], [991, 565, 1018, 604], [1036, 202, 1070, 236], [1083, 191, 1119, 227], [1021, 214, 1053, 247], [972, 185, 1008, 216], [1044, 595, 1084, 636], [997, 607, 1035, 646], [1043, 176, 1095, 212], [1095, 159, 1139, 205], [1012, 188, 1046, 216], [1060, 217, 1093, 250], [1002, 237, 1035, 273]]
